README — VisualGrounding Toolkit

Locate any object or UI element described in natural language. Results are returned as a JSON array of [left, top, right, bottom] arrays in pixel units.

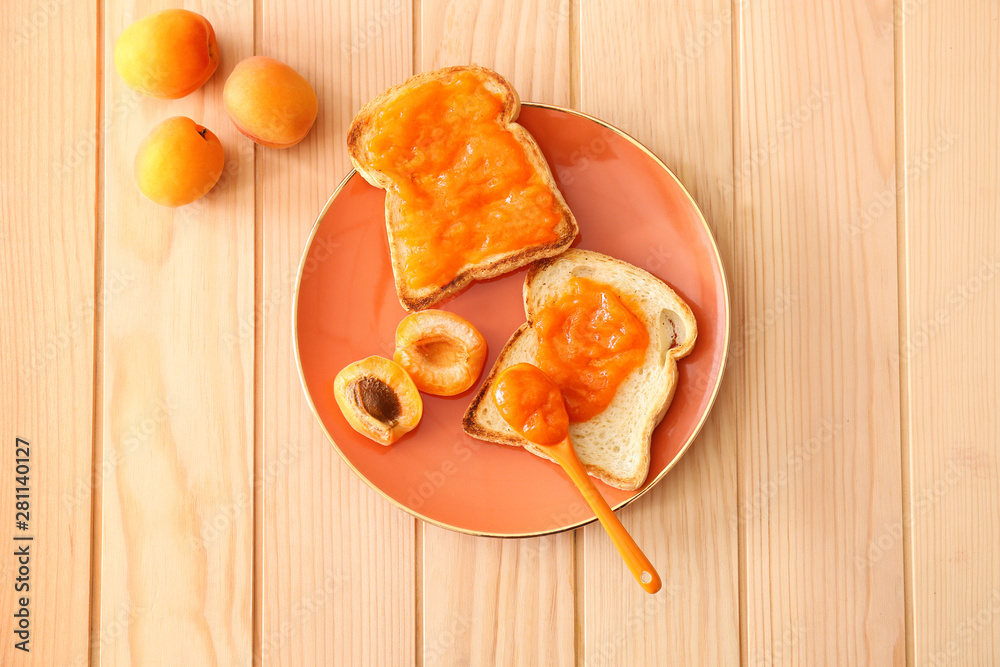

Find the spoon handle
[[550, 437, 661, 594]]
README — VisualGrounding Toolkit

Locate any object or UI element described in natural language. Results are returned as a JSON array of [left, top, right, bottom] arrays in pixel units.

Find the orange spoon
[[493, 363, 662, 594]]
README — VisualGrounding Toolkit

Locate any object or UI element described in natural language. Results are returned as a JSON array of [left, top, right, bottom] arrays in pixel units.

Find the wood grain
[[99, 1, 255, 664], [257, 1, 416, 665], [419, 0, 571, 104], [902, 2, 1000, 664], [6, 2, 1000, 664], [576, 1, 740, 664], [422, 527, 575, 667], [736, 0, 904, 663], [0, 1, 96, 664], [417, 2, 575, 665]]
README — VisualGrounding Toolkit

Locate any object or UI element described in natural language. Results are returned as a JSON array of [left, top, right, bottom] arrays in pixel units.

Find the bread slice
[[347, 65, 579, 311], [463, 249, 697, 490]]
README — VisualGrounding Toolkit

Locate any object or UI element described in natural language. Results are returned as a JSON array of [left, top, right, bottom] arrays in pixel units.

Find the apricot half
[[393, 310, 487, 396], [334, 356, 422, 445], [114, 9, 219, 99], [223, 56, 318, 148], [134, 116, 225, 207]]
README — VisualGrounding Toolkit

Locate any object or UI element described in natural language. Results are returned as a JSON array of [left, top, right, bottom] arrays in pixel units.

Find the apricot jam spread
[[534, 277, 649, 422], [364, 70, 562, 291], [493, 363, 569, 446]]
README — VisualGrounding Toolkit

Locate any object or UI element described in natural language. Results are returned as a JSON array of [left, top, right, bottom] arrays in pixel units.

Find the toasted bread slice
[[463, 249, 697, 490], [347, 65, 579, 311]]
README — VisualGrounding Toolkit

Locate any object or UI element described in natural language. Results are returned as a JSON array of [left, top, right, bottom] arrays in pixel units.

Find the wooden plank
[[99, 2, 255, 664], [422, 528, 575, 666], [417, 2, 575, 665], [902, 2, 1000, 664], [257, 1, 415, 665], [736, 0, 904, 664], [576, 1, 739, 664], [0, 1, 96, 664], [419, 0, 571, 103]]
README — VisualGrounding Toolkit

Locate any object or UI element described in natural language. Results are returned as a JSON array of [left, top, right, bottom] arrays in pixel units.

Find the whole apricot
[[134, 117, 225, 207], [115, 9, 219, 99], [223, 56, 318, 148]]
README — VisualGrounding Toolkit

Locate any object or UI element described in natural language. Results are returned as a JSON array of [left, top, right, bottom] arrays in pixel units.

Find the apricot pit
[[334, 356, 422, 445]]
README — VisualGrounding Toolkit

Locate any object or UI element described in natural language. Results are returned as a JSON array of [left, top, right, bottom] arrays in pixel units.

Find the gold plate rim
[[292, 101, 732, 539]]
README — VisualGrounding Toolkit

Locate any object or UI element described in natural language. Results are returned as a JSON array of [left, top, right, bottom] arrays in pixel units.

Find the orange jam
[[364, 70, 561, 291], [534, 277, 649, 422], [492, 363, 569, 446]]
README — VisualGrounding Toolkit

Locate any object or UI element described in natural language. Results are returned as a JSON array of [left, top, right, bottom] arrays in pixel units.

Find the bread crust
[[462, 249, 698, 490], [347, 65, 579, 311], [462, 324, 531, 446]]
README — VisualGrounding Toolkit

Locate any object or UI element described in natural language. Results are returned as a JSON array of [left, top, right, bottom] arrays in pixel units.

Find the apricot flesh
[[334, 356, 422, 445], [134, 116, 225, 207], [223, 56, 318, 148], [394, 310, 487, 396], [114, 9, 218, 99]]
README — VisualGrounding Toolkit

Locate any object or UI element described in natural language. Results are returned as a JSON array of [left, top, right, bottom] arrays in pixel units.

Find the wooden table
[[2, 0, 998, 664]]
